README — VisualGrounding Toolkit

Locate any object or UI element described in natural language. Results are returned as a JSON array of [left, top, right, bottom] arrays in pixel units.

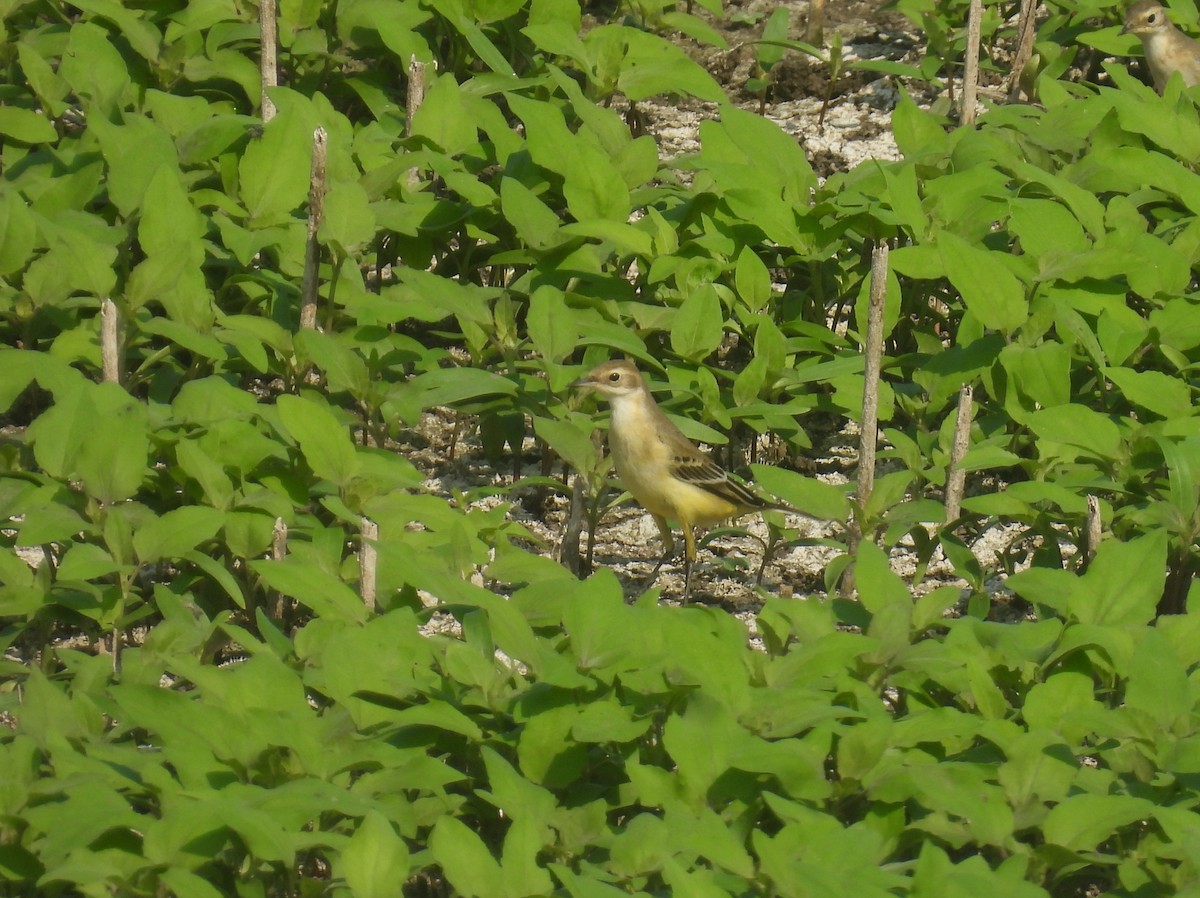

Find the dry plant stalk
[[805, 0, 826, 45], [271, 516, 289, 621], [558, 474, 587, 577], [857, 242, 889, 513], [299, 127, 328, 331], [1007, 0, 1038, 102], [360, 517, 379, 611], [943, 384, 974, 522], [1082, 495, 1102, 570], [100, 298, 121, 385], [260, 0, 278, 122], [406, 57, 427, 189], [961, 0, 983, 125]]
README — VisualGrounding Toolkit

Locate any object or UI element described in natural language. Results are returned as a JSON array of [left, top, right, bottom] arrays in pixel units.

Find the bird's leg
[[641, 515, 675, 587], [682, 522, 697, 604]]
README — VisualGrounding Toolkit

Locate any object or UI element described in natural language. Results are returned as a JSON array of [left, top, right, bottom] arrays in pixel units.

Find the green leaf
[[1026, 405, 1121, 462], [410, 74, 478, 155], [734, 247, 771, 312], [429, 816, 502, 898], [1124, 628, 1190, 727], [937, 231, 1028, 334], [750, 465, 850, 522], [276, 394, 360, 488], [340, 811, 411, 898], [240, 92, 318, 225], [670, 284, 724, 361], [250, 557, 368, 624], [1074, 532, 1167, 626], [133, 507, 225, 563], [0, 186, 37, 276], [1043, 794, 1157, 852], [0, 106, 56, 144], [27, 381, 149, 504], [1103, 366, 1193, 420]]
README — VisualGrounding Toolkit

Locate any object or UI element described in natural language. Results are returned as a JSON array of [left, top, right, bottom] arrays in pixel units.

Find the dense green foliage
[[3, 0, 1200, 895]]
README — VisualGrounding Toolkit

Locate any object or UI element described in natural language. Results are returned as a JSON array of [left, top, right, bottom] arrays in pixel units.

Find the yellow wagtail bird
[[571, 359, 788, 599], [1122, 0, 1200, 92]]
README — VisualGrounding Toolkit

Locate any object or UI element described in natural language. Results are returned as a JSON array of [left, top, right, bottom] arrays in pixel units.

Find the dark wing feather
[[670, 454, 787, 511]]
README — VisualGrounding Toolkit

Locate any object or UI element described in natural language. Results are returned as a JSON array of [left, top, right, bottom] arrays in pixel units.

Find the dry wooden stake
[[845, 242, 889, 593], [260, 0, 278, 122], [857, 242, 888, 515], [299, 126, 328, 332], [271, 516, 289, 622], [360, 517, 379, 611], [943, 384, 975, 522], [558, 474, 587, 577], [100, 298, 121, 385], [805, 0, 826, 45], [961, 0, 983, 125], [406, 57, 427, 189], [1082, 494, 1102, 571], [1007, 0, 1038, 102]]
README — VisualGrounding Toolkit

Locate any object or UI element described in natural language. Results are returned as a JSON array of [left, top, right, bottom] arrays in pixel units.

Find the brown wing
[[669, 453, 787, 511]]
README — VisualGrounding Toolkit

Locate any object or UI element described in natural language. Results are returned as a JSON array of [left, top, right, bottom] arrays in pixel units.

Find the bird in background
[[1122, 0, 1200, 92], [571, 359, 788, 600]]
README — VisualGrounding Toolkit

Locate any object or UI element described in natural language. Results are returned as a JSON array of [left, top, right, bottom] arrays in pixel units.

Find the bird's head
[[570, 360, 646, 400], [1123, 0, 1169, 35]]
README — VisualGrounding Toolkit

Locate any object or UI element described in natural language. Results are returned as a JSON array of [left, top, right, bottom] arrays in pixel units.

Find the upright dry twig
[[559, 474, 588, 577], [1007, 0, 1038, 102], [961, 0, 983, 125], [271, 516, 289, 622], [1081, 495, 1102, 571], [406, 57, 427, 189], [100, 298, 121, 385], [805, 0, 826, 45], [299, 127, 328, 332], [260, 0, 278, 122], [944, 384, 975, 522], [360, 517, 379, 611], [857, 242, 889, 514]]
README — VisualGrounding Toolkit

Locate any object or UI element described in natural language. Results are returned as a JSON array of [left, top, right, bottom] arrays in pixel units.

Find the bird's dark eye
[[1148, 11, 1159, 22], [608, 372, 620, 382]]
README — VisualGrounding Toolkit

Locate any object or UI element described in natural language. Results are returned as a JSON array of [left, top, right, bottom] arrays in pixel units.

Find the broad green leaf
[[0, 186, 36, 276], [0, 107, 55, 144], [1000, 342, 1071, 409], [670, 284, 724, 361], [133, 507, 225, 563], [28, 381, 149, 504], [1124, 628, 1190, 727], [1026, 405, 1121, 462], [734, 247, 771, 313], [1073, 532, 1167, 626], [410, 74, 477, 155], [89, 113, 181, 217], [276, 394, 360, 487], [1043, 794, 1157, 852], [340, 811, 411, 898], [937, 231, 1028, 333], [750, 465, 850, 521], [429, 816, 502, 898], [250, 557, 368, 624], [240, 92, 319, 225], [1104, 366, 1193, 420], [59, 22, 131, 113], [294, 330, 372, 398]]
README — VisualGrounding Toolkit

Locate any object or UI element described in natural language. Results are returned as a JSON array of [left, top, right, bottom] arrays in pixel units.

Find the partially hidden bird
[[1122, 0, 1200, 92], [571, 359, 788, 600]]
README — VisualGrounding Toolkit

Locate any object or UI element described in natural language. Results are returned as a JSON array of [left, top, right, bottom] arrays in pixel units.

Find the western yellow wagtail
[[571, 359, 788, 599], [1122, 0, 1200, 91]]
